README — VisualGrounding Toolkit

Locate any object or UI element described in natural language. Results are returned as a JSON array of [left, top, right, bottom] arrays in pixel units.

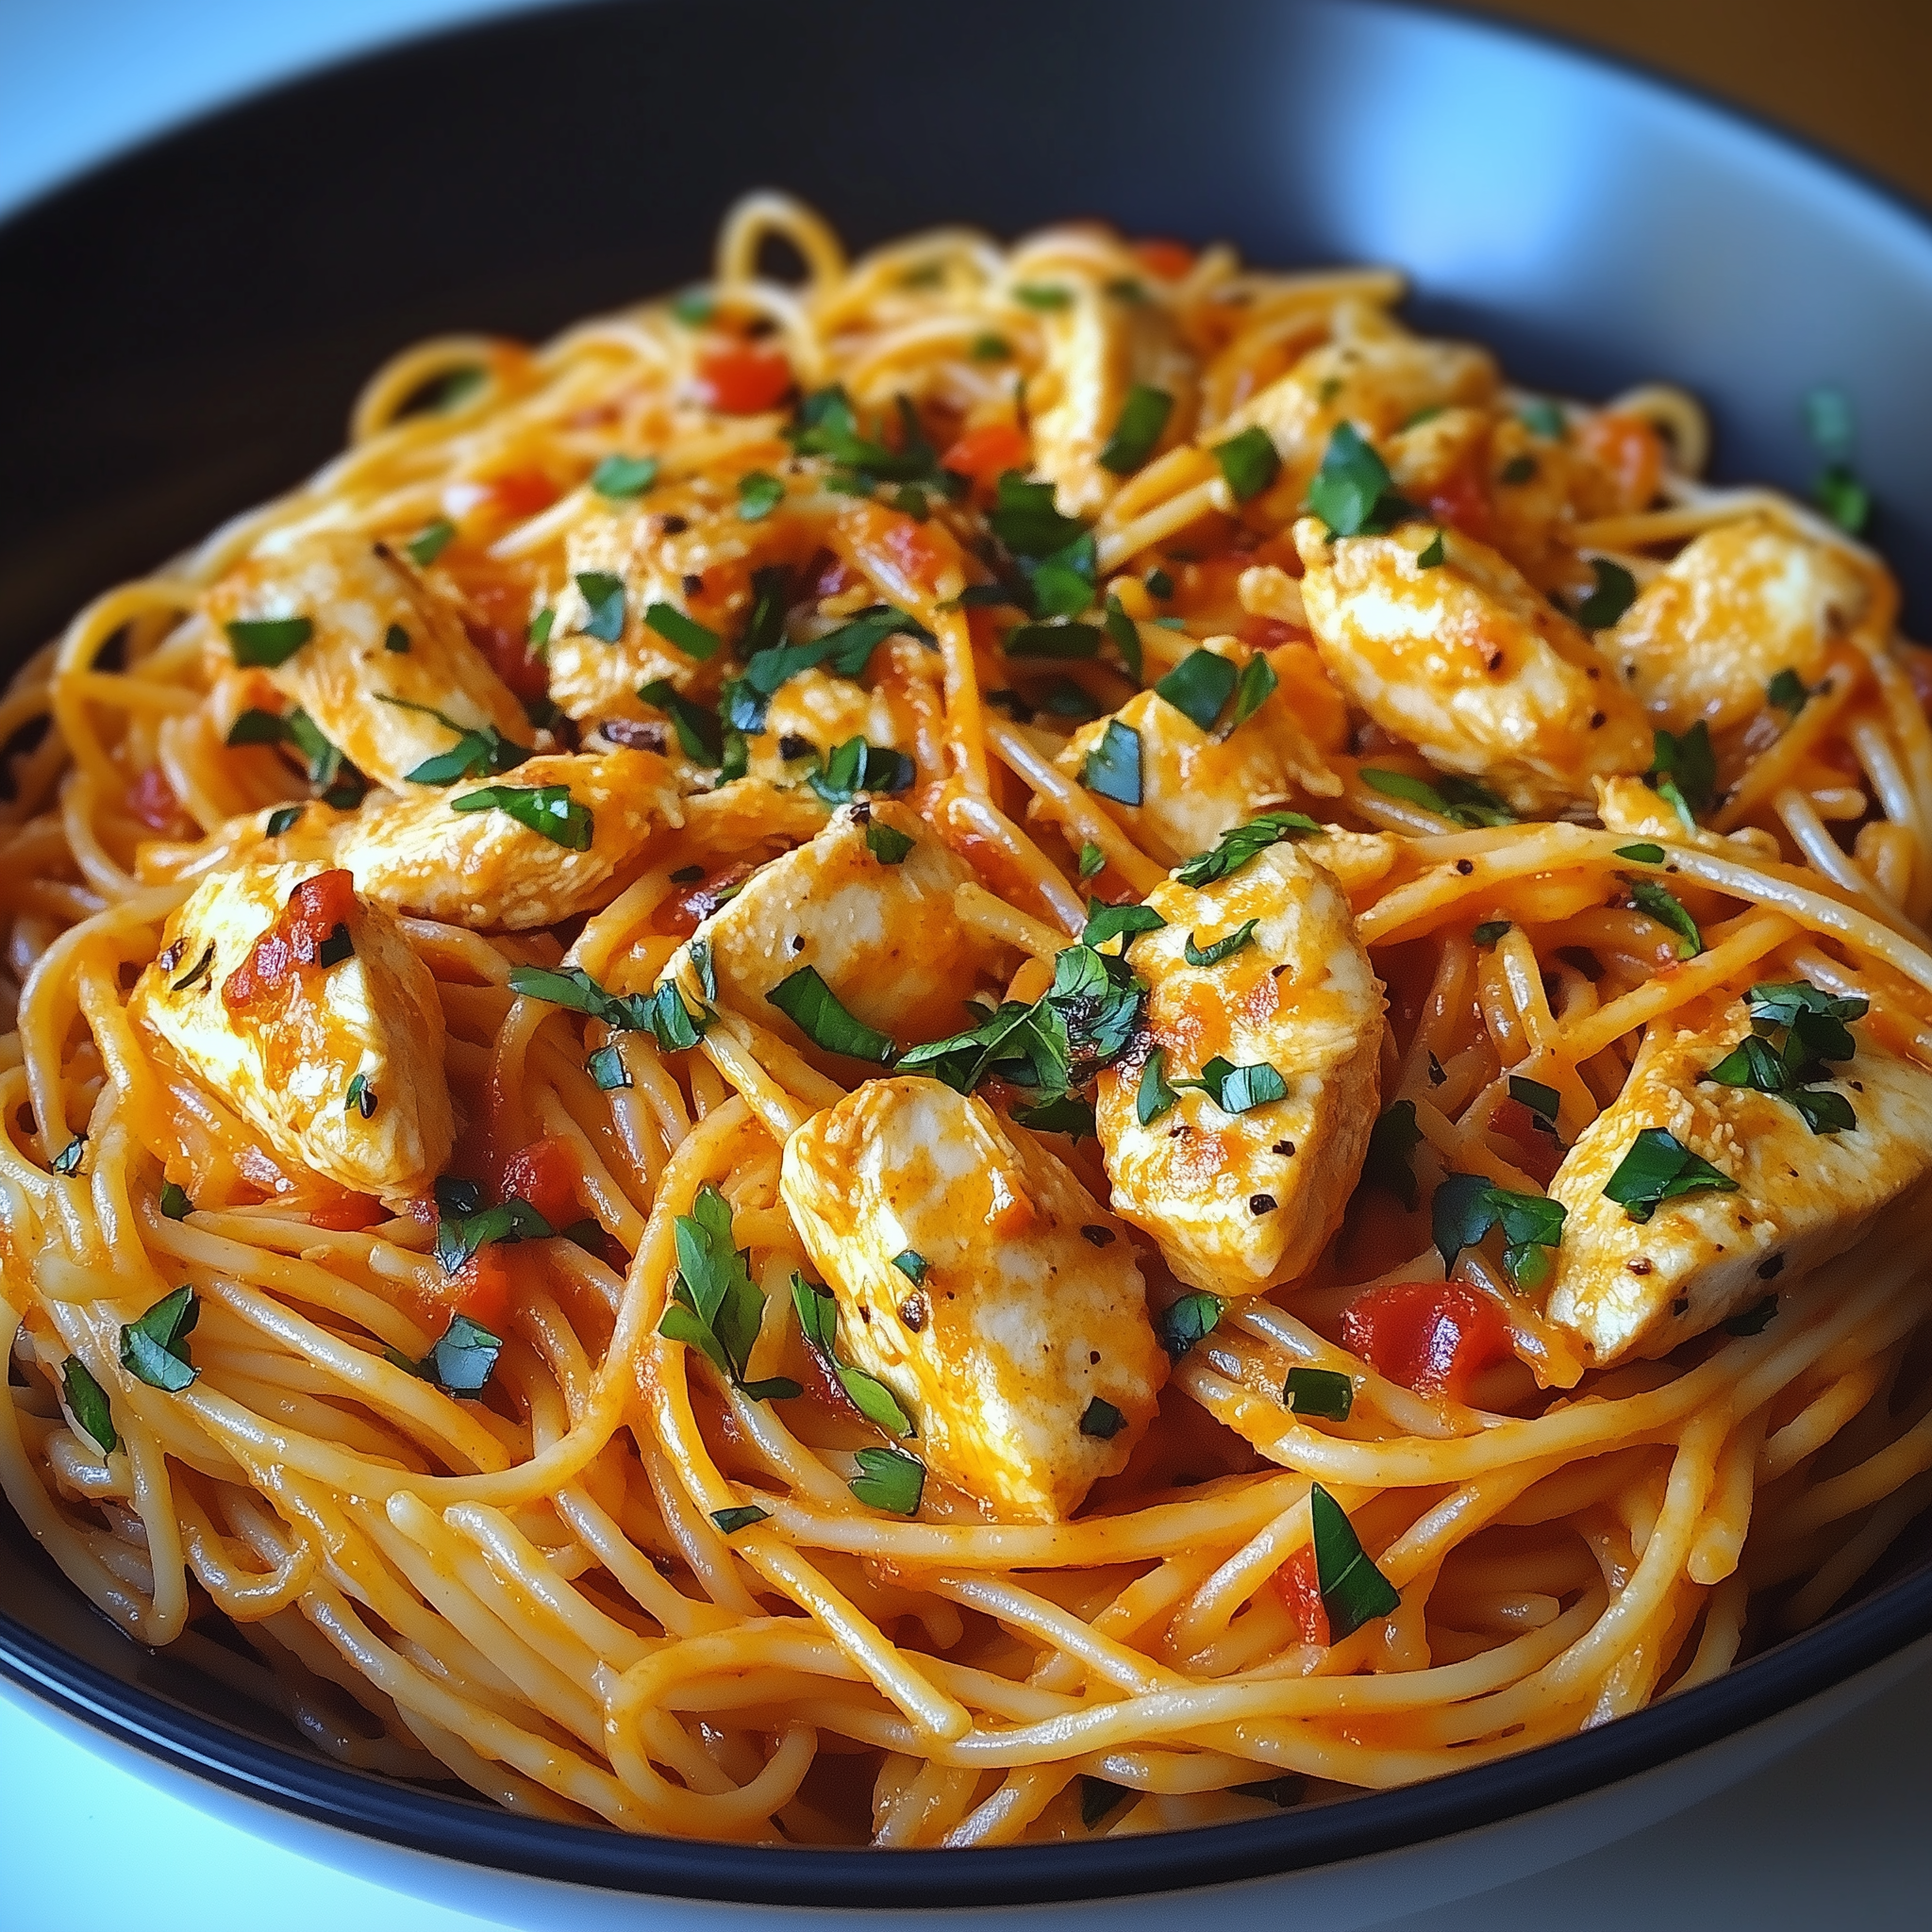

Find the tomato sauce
[[1341, 1279, 1513, 1402], [496, 1135, 581, 1232], [222, 870, 359, 1013], [127, 764, 187, 834]]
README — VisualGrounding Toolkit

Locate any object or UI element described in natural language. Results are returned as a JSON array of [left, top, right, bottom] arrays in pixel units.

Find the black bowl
[[5, 0, 1932, 1911]]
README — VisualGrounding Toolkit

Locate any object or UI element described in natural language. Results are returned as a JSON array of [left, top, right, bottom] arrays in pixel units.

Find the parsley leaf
[[644, 602, 722, 661], [711, 1505, 769, 1535], [1432, 1172, 1566, 1291], [120, 1285, 199, 1392], [1099, 384, 1174, 475], [1081, 901, 1165, 948], [1103, 594, 1144, 683], [1157, 1290, 1222, 1360], [1650, 723, 1717, 823], [1767, 667, 1813, 717], [849, 1444, 924, 1514], [1136, 1046, 1179, 1125], [575, 571, 626, 642], [1213, 425, 1282, 504], [989, 473, 1087, 560], [1174, 809, 1320, 886], [1082, 719, 1142, 805], [1310, 1482, 1400, 1640], [1080, 1396, 1127, 1439], [1574, 558, 1637, 630], [406, 519, 457, 567], [739, 607, 926, 719], [586, 1042, 632, 1091], [1155, 650, 1239, 730], [1010, 1093, 1097, 1137], [1507, 1075, 1562, 1133], [767, 965, 896, 1063], [1602, 1128, 1738, 1224], [1701, 980, 1865, 1134], [60, 1357, 116, 1454], [1724, 1294, 1779, 1337], [808, 735, 914, 804], [50, 1135, 85, 1177], [790, 388, 953, 488], [791, 1274, 912, 1434], [1519, 399, 1567, 439], [1229, 652, 1278, 730], [1615, 842, 1666, 863], [429, 1313, 503, 1395], [450, 783, 592, 850], [1307, 422, 1409, 535], [866, 820, 914, 865], [1359, 767, 1514, 827], [1628, 877, 1703, 958], [376, 695, 531, 784], [1005, 622, 1104, 658], [737, 470, 785, 521], [657, 1185, 802, 1401], [1472, 920, 1511, 947], [225, 616, 312, 668], [1284, 1366, 1354, 1421], [591, 454, 658, 499], [158, 1181, 194, 1219], [637, 677, 726, 764], [1415, 528, 1445, 569], [1183, 920, 1258, 968], [1078, 840, 1107, 879]]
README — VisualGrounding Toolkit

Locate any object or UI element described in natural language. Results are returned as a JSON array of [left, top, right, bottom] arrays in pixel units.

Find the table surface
[[3, 4, 1930, 1925]]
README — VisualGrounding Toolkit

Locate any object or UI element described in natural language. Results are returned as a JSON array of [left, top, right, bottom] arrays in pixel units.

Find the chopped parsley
[[344, 1072, 377, 1119], [1174, 1056, 1288, 1115], [1081, 901, 1165, 948], [591, 453, 658, 499], [808, 735, 914, 804], [638, 678, 725, 764], [737, 470, 785, 521], [710, 1505, 770, 1535], [643, 601, 722, 661], [656, 1185, 802, 1401], [1103, 595, 1143, 683], [450, 783, 592, 850], [1156, 1290, 1221, 1361], [433, 1194, 553, 1273], [1183, 920, 1257, 968], [1415, 528, 1445, 569], [970, 333, 1011, 361], [1098, 384, 1174, 475], [1650, 722, 1717, 824], [1359, 767, 1513, 827], [1230, 652, 1277, 729], [508, 962, 715, 1056], [1082, 719, 1142, 805], [1602, 1127, 1738, 1224], [849, 1444, 925, 1514], [1519, 399, 1567, 440], [1310, 1483, 1400, 1640], [1284, 1366, 1354, 1422], [575, 571, 626, 642], [225, 616, 312, 668], [1080, 1396, 1127, 1440], [1574, 558, 1638, 630], [1768, 667, 1814, 717], [1145, 567, 1174, 599], [1155, 649, 1239, 730], [1136, 1046, 1179, 1126], [264, 805, 304, 836], [49, 1135, 85, 1177], [1498, 454, 1539, 486], [384, 623, 410, 653], [1012, 283, 1073, 310], [988, 472, 1087, 560], [1724, 1294, 1779, 1337], [1433, 1172, 1566, 1291], [866, 820, 915, 865], [1307, 422, 1409, 536], [767, 965, 896, 1063], [1005, 622, 1104, 658], [1615, 841, 1666, 864], [171, 943, 215, 993], [792, 1274, 912, 1434], [1174, 809, 1320, 886], [377, 694, 531, 784], [1212, 425, 1282, 504], [120, 1285, 199, 1392], [1507, 1075, 1562, 1134], [158, 1181, 194, 1220], [586, 1042, 632, 1091], [1472, 920, 1511, 947], [1078, 841, 1107, 880], [789, 388, 956, 491], [1806, 385, 1871, 534], [891, 1250, 927, 1284], [1628, 876, 1703, 958], [405, 519, 457, 568], [730, 606, 928, 731], [1701, 980, 1865, 1135], [61, 1357, 116, 1455]]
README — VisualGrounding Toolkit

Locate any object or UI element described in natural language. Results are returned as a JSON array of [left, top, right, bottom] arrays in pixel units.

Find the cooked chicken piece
[[1026, 278, 1196, 517], [1219, 308, 1498, 503], [1094, 840, 1384, 1294], [781, 1075, 1166, 1521], [544, 488, 823, 723], [202, 533, 531, 792], [1295, 515, 1653, 814], [131, 862, 452, 1199], [661, 800, 1011, 1069], [744, 667, 908, 786], [1544, 997, 1932, 1364], [1600, 517, 1868, 734], [330, 750, 680, 929], [1051, 638, 1341, 869]]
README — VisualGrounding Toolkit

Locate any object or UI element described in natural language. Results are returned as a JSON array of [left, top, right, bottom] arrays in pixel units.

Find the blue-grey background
[[2, 3, 1930, 1925]]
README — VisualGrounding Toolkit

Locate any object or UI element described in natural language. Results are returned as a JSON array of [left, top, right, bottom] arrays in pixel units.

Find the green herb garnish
[[120, 1285, 199, 1392], [1310, 1482, 1400, 1640], [1284, 1366, 1354, 1421], [1174, 810, 1320, 887], [1432, 1172, 1566, 1291], [1098, 384, 1174, 475], [792, 1274, 913, 1434], [767, 965, 896, 1063], [1602, 1128, 1738, 1224], [450, 783, 592, 850]]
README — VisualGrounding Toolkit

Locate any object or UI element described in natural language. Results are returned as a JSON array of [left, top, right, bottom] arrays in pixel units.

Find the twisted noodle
[[6, 192, 1932, 1849]]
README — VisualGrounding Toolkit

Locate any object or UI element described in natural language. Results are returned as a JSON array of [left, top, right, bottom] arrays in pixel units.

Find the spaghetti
[[6, 193, 1932, 1848]]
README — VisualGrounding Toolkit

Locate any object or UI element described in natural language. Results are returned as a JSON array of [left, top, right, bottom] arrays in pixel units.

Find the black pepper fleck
[[1272, 1140, 1296, 1158], [1249, 1192, 1277, 1215], [898, 1295, 927, 1331], [1081, 1225, 1115, 1247], [1758, 1254, 1785, 1280], [660, 515, 689, 535], [1455, 859, 1474, 875], [1628, 1258, 1654, 1275], [778, 734, 814, 760], [681, 572, 704, 596]]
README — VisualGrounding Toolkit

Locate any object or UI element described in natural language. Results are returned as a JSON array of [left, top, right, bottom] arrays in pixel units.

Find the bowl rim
[[5, 0, 1932, 1908]]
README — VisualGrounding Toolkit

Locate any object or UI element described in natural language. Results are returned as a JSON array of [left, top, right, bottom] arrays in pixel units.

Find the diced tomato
[[1577, 410, 1664, 514], [487, 468, 559, 521], [451, 1245, 514, 1332], [1134, 238, 1195, 281], [1422, 462, 1495, 544], [222, 870, 359, 1012], [1272, 1547, 1330, 1647], [941, 421, 1030, 492], [660, 862, 757, 938], [1490, 1096, 1563, 1188], [307, 1190, 386, 1231], [497, 1135, 580, 1232], [695, 341, 793, 414], [1341, 1279, 1514, 1403], [126, 764, 186, 834]]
